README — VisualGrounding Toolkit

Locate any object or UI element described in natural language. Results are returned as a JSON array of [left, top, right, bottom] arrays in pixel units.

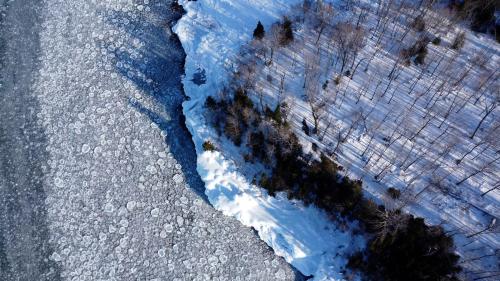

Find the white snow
[[174, 0, 500, 279], [174, 0, 364, 279]]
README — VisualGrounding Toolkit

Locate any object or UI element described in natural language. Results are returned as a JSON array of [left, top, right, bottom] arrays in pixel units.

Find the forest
[[203, 0, 499, 280]]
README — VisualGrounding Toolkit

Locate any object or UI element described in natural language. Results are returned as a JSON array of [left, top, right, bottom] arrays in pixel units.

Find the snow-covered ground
[[246, 1, 500, 279], [175, 0, 365, 280], [175, 0, 499, 280]]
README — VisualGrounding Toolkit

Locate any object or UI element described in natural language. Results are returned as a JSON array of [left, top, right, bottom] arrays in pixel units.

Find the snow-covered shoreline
[[173, 0, 362, 279]]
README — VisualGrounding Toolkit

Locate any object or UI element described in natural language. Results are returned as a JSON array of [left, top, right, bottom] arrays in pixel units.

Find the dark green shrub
[[414, 45, 428, 65], [312, 142, 318, 152], [249, 131, 266, 161], [297, 155, 362, 214], [234, 87, 254, 109], [260, 172, 287, 197], [302, 118, 311, 136], [205, 96, 218, 110], [454, 0, 496, 34], [259, 173, 272, 193], [265, 104, 285, 125], [387, 187, 401, 199], [241, 106, 259, 127], [244, 153, 252, 162], [334, 76, 341, 85], [451, 32, 465, 50], [402, 36, 429, 65], [322, 80, 329, 90], [202, 141, 216, 151], [432, 37, 441, 45]]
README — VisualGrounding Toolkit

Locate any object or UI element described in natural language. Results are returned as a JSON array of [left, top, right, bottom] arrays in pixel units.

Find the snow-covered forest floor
[[235, 0, 500, 278], [175, 0, 499, 280], [239, 2, 500, 276]]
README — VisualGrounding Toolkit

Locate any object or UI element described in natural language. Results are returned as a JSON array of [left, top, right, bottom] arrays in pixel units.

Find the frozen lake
[[0, 0, 300, 280]]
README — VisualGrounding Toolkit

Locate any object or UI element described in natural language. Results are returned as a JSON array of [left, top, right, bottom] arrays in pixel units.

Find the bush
[[205, 96, 218, 110], [411, 15, 426, 32], [432, 37, 441, 45], [279, 17, 294, 46], [312, 142, 318, 152], [467, 1, 495, 33], [234, 87, 254, 109], [387, 187, 401, 199], [414, 46, 428, 65], [334, 76, 341, 85], [451, 32, 465, 50], [249, 131, 267, 161], [202, 141, 216, 151], [218, 87, 260, 146], [402, 36, 429, 65], [259, 173, 273, 194], [294, 155, 362, 214], [322, 80, 329, 90], [265, 104, 285, 126]]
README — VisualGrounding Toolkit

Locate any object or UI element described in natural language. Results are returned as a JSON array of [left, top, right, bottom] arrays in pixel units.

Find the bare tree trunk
[[410, 115, 433, 141], [467, 219, 496, 238], [456, 142, 484, 164], [350, 57, 367, 79], [470, 105, 496, 139]]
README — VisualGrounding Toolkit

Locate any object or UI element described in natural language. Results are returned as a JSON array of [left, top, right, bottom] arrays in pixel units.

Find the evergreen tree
[[253, 21, 265, 40], [366, 216, 462, 281], [279, 17, 294, 46]]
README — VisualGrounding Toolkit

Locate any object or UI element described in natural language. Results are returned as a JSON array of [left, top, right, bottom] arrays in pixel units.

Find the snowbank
[[173, 0, 362, 279]]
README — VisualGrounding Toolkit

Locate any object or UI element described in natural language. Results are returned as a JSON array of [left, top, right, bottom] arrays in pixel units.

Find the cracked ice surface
[[26, 0, 296, 279]]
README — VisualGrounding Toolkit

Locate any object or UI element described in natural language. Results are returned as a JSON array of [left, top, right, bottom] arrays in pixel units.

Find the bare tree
[[234, 57, 258, 90], [371, 208, 409, 244], [264, 24, 282, 65], [333, 22, 366, 74], [455, 123, 499, 164], [467, 218, 498, 238], [304, 52, 329, 134], [456, 153, 500, 185], [312, 1, 335, 44], [470, 94, 499, 139]]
